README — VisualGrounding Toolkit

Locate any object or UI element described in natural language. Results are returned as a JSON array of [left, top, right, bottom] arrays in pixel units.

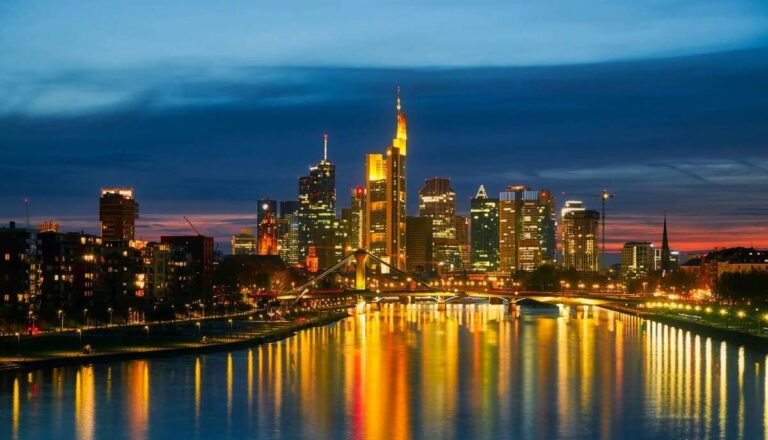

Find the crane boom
[[183, 216, 201, 236]]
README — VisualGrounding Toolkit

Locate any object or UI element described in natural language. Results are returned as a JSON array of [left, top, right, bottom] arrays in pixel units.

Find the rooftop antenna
[[24, 197, 30, 229], [323, 133, 328, 161]]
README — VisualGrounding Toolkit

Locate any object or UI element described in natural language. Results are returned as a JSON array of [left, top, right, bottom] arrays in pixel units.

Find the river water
[[2, 305, 768, 440]]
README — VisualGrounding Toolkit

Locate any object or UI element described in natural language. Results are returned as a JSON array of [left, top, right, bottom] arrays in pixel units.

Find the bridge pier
[[370, 300, 381, 311], [354, 250, 369, 291], [437, 300, 447, 312]]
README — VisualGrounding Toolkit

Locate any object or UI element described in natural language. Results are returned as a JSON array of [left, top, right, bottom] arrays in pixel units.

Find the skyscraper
[[298, 134, 337, 270], [419, 177, 459, 271], [278, 201, 300, 265], [406, 216, 433, 274], [341, 187, 366, 253], [455, 215, 470, 270], [561, 207, 600, 272], [99, 188, 138, 241], [499, 186, 556, 272], [470, 185, 499, 272], [364, 88, 407, 271]]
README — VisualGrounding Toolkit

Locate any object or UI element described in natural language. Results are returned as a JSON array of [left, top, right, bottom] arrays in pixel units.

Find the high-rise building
[[99, 188, 138, 241], [298, 134, 337, 270], [561, 208, 600, 271], [470, 185, 499, 272], [419, 177, 459, 271], [278, 201, 300, 266], [38, 230, 103, 312], [406, 216, 433, 274], [499, 186, 556, 272], [231, 228, 257, 255], [364, 88, 407, 271], [455, 215, 470, 270], [621, 241, 654, 279]]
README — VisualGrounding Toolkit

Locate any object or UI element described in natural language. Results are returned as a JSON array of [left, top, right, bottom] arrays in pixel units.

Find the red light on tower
[[355, 186, 365, 199]]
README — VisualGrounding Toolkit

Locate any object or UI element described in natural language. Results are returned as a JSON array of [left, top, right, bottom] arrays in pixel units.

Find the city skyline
[[2, 5, 768, 253]]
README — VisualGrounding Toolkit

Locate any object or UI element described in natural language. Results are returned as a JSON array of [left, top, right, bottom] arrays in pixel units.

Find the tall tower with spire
[[470, 184, 500, 271], [365, 87, 408, 271], [660, 214, 671, 272], [298, 134, 337, 270]]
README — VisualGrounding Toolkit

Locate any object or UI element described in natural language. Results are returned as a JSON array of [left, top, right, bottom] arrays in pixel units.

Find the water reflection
[[2, 305, 768, 439]]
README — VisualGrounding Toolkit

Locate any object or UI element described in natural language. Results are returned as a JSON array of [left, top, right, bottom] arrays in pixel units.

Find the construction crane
[[183, 216, 201, 236], [560, 189, 615, 269]]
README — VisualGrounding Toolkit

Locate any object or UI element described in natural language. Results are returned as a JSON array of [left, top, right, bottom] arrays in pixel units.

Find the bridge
[[277, 248, 638, 313]]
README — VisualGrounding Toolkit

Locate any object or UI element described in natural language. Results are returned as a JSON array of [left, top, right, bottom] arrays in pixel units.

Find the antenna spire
[[323, 133, 328, 161], [396, 86, 401, 112]]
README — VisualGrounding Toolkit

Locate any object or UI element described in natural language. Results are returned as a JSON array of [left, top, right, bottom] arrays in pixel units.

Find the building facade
[[99, 188, 138, 241], [298, 134, 337, 270], [499, 186, 556, 272], [364, 89, 407, 271], [418, 177, 459, 272], [470, 185, 499, 272], [621, 242, 655, 279], [561, 207, 600, 271], [231, 228, 257, 255], [406, 216, 433, 274]]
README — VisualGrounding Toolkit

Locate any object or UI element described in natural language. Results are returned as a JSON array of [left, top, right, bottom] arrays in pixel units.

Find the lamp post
[[15, 332, 20, 356], [196, 321, 201, 338], [144, 325, 149, 344], [83, 308, 89, 327], [228, 319, 233, 334], [107, 307, 113, 326], [77, 329, 83, 347], [58, 310, 65, 332]]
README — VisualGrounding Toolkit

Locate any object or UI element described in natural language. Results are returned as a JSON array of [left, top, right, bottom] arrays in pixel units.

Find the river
[[2, 304, 768, 439]]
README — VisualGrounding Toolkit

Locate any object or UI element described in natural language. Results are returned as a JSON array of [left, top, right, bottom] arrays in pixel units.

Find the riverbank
[[0, 311, 348, 373], [601, 303, 768, 352]]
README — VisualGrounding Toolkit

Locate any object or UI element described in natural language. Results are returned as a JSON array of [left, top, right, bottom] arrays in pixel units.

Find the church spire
[[661, 213, 671, 272]]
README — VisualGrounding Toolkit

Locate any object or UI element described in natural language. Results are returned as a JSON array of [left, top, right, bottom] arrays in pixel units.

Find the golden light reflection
[[125, 361, 150, 440], [12, 377, 20, 440], [74, 366, 95, 440]]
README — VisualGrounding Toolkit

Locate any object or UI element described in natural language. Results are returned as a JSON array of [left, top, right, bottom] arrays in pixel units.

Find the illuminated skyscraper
[[470, 185, 499, 272], [341, 187, 366, 253], [561, 207, 600, 271], [364, 88, 407, 271], [499, 186, 556, 272], [455, 215, 470, 270], [278, 201, 300, 265], [419, 177, 459, 272], [298, 134, 337, 270], [99, 188, 138, 241]]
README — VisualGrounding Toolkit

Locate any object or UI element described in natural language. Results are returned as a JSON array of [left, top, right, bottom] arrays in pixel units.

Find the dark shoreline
[[0, 312, 349, 374], [601, 304, 768, 352]]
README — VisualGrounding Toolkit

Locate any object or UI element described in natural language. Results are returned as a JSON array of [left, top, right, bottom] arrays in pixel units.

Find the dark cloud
[[0, 48, 767, 250]]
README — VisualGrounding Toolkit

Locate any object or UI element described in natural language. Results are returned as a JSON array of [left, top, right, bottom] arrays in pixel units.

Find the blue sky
[[0, 0, 767, 251]]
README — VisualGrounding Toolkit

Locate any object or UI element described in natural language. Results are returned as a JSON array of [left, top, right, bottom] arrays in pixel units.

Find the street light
[[107, 307, 113, 326], [144, 325, 150, 344], [58, 310, 65, 332], [77, 329, 83, 347], [228, 319, 233, 333], [15, 332, 20, 356], [196, 321, 201, 337], [83, 308, 89, 327]]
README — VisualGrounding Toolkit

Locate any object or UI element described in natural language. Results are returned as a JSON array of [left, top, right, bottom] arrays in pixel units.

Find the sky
[[1, 0, 767, 255]]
